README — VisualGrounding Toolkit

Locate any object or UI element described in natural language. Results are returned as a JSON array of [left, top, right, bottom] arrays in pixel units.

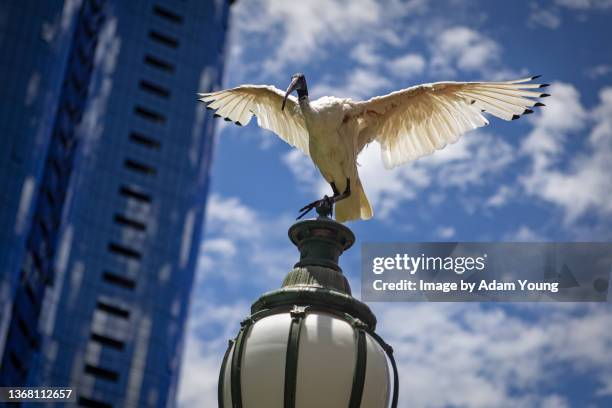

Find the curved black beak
[[282, 77, 299, 111]]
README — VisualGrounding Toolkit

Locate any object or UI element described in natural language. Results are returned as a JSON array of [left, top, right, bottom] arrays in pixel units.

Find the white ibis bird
[[198, 73, 548, 222]]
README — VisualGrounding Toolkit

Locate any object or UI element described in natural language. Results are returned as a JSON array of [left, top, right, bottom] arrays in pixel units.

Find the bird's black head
[[282, 73, 308, 110]]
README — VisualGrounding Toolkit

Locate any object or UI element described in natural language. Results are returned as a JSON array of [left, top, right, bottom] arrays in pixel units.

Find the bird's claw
[[298, 201, 317, 213], [296, 207, 314, 220], [297, 195, 333, 220]]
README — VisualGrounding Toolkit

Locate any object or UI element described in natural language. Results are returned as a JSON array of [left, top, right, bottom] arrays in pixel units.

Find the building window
[[153, 5, 183, 24], [102, 271, 136, 290], [113, 214, 146, 231], [96, 300, 130, 319], [76, 43, 90, 66], [38, 218, 50, 240], [108, 242, 142, 260], [84, 364, 119, 382], [143, 54, 175, 73], [119, 185, 151, 203], [133, 105, 166, 124], [10, 352, 24, 371], [148, 30, 179, 49], [25, 283, 37, 305], [17, 317, 31, 340], [90, 333, 125, 350], [31, 250, 43, 273], [77, 396, 113, 408], [124, 159, 157, 176], [129, 131, 161, 150], [58, 129, 72, 149], [139, 80, 170, 99], [44, 187, 57, 208], [51, 158, 63, 178], [70, 71, 85, 93]]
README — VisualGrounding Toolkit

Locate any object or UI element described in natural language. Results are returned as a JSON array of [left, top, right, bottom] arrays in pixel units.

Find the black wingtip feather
[[524, 109, 534, 115], [512, 114, 520, 120], [535, 102, 546, 107], [235, 121, 243, 126], [541, 93, 551, 98], [213, 113, 221, 118], [532, 74, 542, 80], [206, 106, 214, 110], [539, 84, 550, 88]]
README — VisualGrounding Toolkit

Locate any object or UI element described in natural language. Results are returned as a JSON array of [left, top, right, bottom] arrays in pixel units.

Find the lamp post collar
[[251, 217, 377, 330]]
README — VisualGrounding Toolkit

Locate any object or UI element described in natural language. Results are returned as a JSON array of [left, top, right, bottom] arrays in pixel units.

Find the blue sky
[[178, 1, 612, 406]]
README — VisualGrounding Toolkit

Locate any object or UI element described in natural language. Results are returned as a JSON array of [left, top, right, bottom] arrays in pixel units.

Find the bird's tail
[[335, 177, 373, 223]]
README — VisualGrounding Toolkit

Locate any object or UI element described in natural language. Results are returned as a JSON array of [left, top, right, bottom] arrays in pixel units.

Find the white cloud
[[586, 64, 612, 79], [282, 149, 319, 189], [530, 83, 587, 133], [486, 185, 515, 208], [436, 226, 456, 238], [504, 225, 546, 241], [311, 67, 392, 99], [520, 82, 586, 172], [197, 194, 296, 283], [521, 84, 612, 225], [231, 0, 388, 74], [529, 0, 612, 33], [423, 132, 515, 189], [178, 301, 250, 407], [205, 194, 259, 240], [528, 7, 562, 29], [227, 0, 437, 80], [375, 302, 612, 407], [597, 376, 612, 396], [431, 26, 501, 76], [350, 43, 382, 66], [203, 238, 237, 257], [556, 0, 612, 9], [388, 53, 426, 79]]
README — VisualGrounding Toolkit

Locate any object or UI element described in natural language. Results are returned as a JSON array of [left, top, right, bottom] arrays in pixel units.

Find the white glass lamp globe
[[219, 308, 394, 407]]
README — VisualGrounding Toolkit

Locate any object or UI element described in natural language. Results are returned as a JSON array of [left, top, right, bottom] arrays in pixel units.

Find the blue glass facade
[[1, 0, 106, 388], [0, 0, 86, 381], [0, 1, 230, 406]]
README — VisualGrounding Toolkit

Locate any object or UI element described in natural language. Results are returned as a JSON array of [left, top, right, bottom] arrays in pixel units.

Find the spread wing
[[198, 85, 310, 156], [351, 76, 549, 169]]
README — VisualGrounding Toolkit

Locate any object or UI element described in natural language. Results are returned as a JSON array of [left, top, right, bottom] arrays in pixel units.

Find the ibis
[[198, 73, 548, 222]]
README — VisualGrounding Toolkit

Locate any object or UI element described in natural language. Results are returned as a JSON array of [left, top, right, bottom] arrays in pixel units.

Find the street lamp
[[218, 215, 399, 407]]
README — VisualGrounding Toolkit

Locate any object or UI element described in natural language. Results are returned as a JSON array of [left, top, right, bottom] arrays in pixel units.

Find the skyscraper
[[0, 1, 231, 406]]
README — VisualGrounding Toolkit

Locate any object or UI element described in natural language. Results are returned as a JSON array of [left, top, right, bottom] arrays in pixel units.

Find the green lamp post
[[218, 213, 399, 407]]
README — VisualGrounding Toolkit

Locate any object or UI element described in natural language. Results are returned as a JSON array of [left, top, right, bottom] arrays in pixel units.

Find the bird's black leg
[[296, 178, 352, 220], [330, 182, 340, 196], [330, 178, 351, 203]]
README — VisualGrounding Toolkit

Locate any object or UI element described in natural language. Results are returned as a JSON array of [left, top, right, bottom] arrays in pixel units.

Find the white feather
[[350, 79, 546, 169], [198, 85, 310, 156]]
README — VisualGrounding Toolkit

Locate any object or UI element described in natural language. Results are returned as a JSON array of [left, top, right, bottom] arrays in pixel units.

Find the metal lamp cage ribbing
[[218, 217, 399, 408]]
